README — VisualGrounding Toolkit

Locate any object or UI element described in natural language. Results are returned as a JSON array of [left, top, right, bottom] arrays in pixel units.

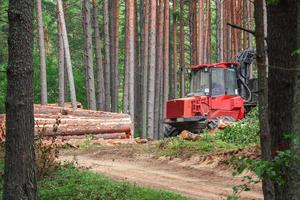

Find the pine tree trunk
[[57, 0, 77, 108], [162, 0, 169, 138], [3, 0, 38, 198], [205, 0, 211, 63], [57, 7, 65, 107], [154, 0, 164, 138], [147, 0, 157, 138], [267, 1, 300, 199], [142, 0, 150, 138], [216, 0, 223, 62], [170, 0, 177, 99], [37, 0, 48, 104], [110, 0, 119, 112], [92, 0, 105, 111], [103, 0, 111, 111], [254, 1, 273, 199], [82, 0, 96, 110], [123, 0, 130, 114], [197, 0, 204, 64], [179, 0, 185, 97]]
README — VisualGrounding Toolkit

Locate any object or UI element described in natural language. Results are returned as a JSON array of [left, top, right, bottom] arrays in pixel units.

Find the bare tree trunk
[[254, 1, 274, 199], [147, 0, 157, 138], [103, 0, 111, 111], [161, 0, 169, 138], [37, 0, 48, 105], [92, 0, 105, 111], [142, 0, 149, 138], [3, 0, 38, 199], [154, 0, 164, 137], [82, 0, 96, 110], [123, 0, 130, 114], [197, 0, 204, 64], [216, 0, 223, 62], [57, 7, 65, 107], [179, 0, 185, 97], [170, 0, 177, 99], [57, 0, 77, 108], [110, 0, 120, 112], [128, 0, 135, 127], [205, 0, 211, 63]]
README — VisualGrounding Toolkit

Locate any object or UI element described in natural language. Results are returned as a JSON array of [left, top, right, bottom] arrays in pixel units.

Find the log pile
[[0, 104, 132, 141]]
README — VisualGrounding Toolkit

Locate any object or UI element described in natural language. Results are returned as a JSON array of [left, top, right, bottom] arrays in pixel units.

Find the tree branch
[[227, 22, 255, 35]]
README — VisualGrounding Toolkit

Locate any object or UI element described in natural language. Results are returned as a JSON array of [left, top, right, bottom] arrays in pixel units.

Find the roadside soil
[[59, 142, 263, 200]]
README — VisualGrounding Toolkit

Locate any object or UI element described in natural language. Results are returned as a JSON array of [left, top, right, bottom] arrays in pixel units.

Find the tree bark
[[197, 0, 204, 64], [147, 0, 157, 138], [123, 0, 130, 114], [3, 0, 38, 198], [142, 0, 149, 138], [254, 0, 273, 199], [37, 0, 48, 105], [216, 0, 223, 62], [267, 1, 300, 199], [57, 7, 65, 107], [205, 0, 211, 62], [179, 0, 185, 97], [103, 0, 111, 111], [82, 0, 96, 110], [92, 0, 105, 111], [170, 0, 177, 99], [57, 0, 77, 108]]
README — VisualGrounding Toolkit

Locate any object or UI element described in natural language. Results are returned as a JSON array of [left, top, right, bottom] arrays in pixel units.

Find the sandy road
[[59, 145, 263, 200]]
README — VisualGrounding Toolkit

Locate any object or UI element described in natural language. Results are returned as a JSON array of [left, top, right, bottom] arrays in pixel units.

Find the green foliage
[[217, 108, 259, 147], [159, 133, 237, 157], [38, 165, 188, 200]]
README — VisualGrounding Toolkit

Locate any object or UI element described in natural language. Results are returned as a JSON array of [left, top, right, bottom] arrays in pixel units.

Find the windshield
[[191, 69, 209, 95], [226, 68, 238, 95], [211, 68, 225, 96]]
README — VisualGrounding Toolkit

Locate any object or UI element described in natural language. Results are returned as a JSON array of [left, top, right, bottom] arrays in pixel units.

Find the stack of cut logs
[[0, 103, 132, 141]]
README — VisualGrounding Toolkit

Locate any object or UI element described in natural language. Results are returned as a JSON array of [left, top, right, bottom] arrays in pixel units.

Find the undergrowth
[[216, 108, 259, 147]]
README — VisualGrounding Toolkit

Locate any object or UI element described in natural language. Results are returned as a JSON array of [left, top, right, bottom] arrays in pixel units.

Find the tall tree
[[216, 0, 223, 61], [163, 0, 169, 137], [92, 0, 105, 111], [128, 0, 135, 125], [103, 0, 111, 111], [110, 0, 120, 112], [37, 0, 48, 104], [254, 0, 273, 198], [3, 0, 38, 198], [142, 0, 150, 138], [82, 0, 96, 110], [147, 0, 157, 138], [57, 6, 65, 107], [205, 0, 211, 63], [123, 0, 130, 113], [197, 0, 204, 64], [267, 0, 300, 199], [179, 0, 185, 97], [170, 0, 177, 99], [57, 0, 77, 108]]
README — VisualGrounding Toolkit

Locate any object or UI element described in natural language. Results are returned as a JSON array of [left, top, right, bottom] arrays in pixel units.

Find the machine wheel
[[164, 125, 180, 138]]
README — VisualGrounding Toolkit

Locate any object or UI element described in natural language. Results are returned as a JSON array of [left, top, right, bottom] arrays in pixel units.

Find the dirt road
[[59, 144, 263, 200]]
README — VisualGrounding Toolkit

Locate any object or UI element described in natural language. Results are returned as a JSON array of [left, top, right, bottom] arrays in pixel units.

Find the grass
[[0, 163, 188, 200], [159, 134, 238, 158]]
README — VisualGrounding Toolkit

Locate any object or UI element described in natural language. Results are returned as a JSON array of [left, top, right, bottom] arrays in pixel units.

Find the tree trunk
[[205, 0, 211, 63], [162, 0, 169, 138], [170, 0, 177, 99], [92, 0, 105, 111], [128, 0, 135, 126], [254, 0, 273, 199], [103, 0, 111, 111], [82, 0, 96, 110], [37, 0, 48, 105], [197, 0, 204, 64], [216, 0, 223, 62], [267, 1, 300, 199], [110, 0, 119, 112], [3, 0, 38, 199], [57, 0, 77, 108], [57, 7, 65, 107], [142, 0, 149, 138], [179, 0, 185, 97], [147, 0, 157, 138], [123, 0, 130, 114]]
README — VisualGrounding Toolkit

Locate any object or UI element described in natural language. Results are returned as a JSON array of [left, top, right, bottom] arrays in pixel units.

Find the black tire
[[164, 125, 180, 138]]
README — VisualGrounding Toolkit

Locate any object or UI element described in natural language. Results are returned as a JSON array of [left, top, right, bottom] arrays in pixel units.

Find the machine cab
[[190, 63, 239, 97]]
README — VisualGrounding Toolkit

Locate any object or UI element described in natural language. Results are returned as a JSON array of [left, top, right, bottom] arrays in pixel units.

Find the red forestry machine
[[164, 49, 257, 137]]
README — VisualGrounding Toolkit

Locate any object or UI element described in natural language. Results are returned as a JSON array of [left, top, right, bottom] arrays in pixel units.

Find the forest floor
[[59, 141, 263, 200]]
